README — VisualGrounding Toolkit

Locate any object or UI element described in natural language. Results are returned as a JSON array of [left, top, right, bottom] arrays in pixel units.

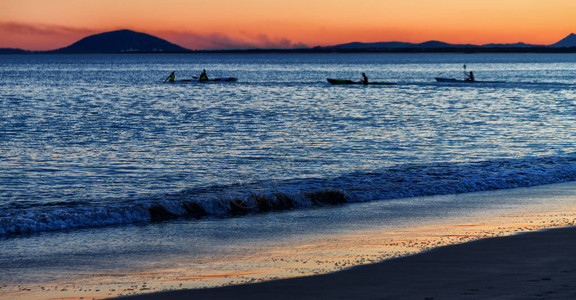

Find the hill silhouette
[[52, 29, 190, 53], [0, 48, 28, 54], [550, 33, 576, 48], [2, 31, 576, 54], [327, 40, 539, 51], [323, 34, 576, 51]]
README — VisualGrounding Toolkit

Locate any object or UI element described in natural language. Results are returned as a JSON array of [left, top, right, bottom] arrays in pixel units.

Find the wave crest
[[3, 154, 576, 237]]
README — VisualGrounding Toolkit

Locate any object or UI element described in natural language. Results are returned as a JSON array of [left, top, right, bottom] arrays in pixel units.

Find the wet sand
[[113, 226, 576, 300], [3, 182, 576, 300]]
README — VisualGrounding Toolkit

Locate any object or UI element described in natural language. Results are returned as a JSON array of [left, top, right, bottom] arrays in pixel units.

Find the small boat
[[164, 79, 193, 83], [327, 78, 396, 85], [200, 77, 238, 82], [165, 77, 238, 83], [435, 77, 505, 84]]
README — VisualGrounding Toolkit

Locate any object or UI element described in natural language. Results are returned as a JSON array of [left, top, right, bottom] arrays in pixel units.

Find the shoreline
[[113, 225, 576, 300], [2, 182, 576, 300]]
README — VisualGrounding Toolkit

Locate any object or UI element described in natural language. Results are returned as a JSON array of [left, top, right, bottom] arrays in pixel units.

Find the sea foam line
[[2, 154, 576, 237]]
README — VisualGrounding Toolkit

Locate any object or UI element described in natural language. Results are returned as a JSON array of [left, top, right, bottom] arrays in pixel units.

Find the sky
[[1, 0, 576, 51]]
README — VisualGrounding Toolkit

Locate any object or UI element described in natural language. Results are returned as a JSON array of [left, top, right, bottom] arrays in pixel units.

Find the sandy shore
[[113, 226, 576, 300], [3, 183, 575, 300]]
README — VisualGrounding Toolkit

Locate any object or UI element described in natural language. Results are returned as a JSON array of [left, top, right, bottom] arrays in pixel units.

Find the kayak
[[166, 79, 192, 83], [327, 78, 396, 85], [166, 77, 238, 83], [435, 77, 505, 83], [200, 77, 238, 82]]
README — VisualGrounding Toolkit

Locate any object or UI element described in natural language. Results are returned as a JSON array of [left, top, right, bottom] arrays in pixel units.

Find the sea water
[[1, 53, 576, 297]]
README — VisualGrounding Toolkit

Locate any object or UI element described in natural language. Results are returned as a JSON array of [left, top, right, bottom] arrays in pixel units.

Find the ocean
[[2, 53, 576, 298]]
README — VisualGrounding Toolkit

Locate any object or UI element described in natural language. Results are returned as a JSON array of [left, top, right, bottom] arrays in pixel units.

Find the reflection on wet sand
[[4, 209, 575, 300]]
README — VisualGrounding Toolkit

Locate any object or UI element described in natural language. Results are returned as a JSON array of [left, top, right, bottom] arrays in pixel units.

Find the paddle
[[164, 71, 175, 83]]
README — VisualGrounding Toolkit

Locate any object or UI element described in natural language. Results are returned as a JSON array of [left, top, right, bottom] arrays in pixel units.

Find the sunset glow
[[1, 0, 575, 50]]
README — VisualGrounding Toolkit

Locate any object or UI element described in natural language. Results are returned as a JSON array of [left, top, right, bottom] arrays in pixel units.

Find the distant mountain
[[328, 40, 477, 50], [550, 33, 576, 48], [3, 30, 576, 54], [481, 42, 539, 48], [51, 29, 190, 53], [0, 48, 29, 54], [326, 36, 576, 51], [418, 40, 473, 48]]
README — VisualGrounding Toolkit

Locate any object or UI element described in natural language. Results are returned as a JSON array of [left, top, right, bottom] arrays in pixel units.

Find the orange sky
[[1, 0, 575, 50]]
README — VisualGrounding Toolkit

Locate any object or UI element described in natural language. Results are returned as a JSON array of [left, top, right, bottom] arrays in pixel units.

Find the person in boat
[[465, 71, 475, 82], [361, 73, 368, 85], [165, 71, 175, 82], [199, 69, 209, 82]]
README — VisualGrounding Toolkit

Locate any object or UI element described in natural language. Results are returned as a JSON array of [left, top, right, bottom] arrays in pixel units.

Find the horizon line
[[2, 29, 576, 52]]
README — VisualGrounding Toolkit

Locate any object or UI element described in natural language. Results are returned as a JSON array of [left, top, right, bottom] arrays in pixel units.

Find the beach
[[1, 181, 575, 300], [113, 226, 576, 300], [106, 181, 576, 300]]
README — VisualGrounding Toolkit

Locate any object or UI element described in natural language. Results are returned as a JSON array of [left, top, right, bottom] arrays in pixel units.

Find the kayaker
[[466, 71, 475, 82], [361, 73, 368, 85], [165, 71, 175, 82], [199, 69, 209, 82]]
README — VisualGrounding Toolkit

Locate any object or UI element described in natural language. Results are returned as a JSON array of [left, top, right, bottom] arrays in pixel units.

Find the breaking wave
[[2, 154, 576, 237]]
